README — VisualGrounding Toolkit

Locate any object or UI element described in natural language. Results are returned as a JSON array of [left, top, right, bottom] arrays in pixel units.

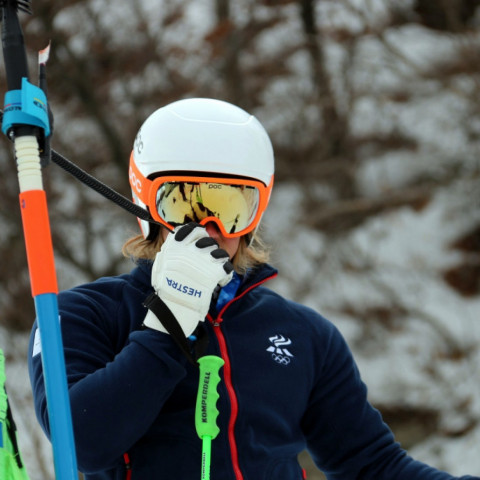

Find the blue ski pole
[[0, 1, 78, 478]]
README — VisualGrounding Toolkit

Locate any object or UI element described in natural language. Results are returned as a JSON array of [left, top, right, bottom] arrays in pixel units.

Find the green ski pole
[[0, 349, 30, 480], [195, 355, 224, 480]]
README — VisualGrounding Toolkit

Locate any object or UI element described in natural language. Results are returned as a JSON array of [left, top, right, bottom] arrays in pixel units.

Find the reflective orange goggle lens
[[129, 156, 272, 238]]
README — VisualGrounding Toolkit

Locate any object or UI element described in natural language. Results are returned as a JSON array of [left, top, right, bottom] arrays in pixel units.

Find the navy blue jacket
[[28, 261, 478, 479]]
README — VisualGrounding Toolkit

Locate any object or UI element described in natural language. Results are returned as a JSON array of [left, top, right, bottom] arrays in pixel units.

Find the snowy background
[[1, 0, 480, 478]]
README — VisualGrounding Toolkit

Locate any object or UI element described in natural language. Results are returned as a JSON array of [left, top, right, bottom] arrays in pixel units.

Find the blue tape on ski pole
[[2, 77, 50, 136], [35, 293, 78, 479]]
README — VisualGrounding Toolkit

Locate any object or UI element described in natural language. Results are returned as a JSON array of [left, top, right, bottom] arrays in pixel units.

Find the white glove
[[143, 223, 234, 337]]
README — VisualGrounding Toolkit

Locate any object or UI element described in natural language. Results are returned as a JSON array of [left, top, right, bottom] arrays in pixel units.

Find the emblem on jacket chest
[[266, 334, 294, 365]]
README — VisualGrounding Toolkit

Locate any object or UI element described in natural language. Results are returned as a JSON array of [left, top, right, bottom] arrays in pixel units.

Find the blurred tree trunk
[[214, 0, 249, 107]]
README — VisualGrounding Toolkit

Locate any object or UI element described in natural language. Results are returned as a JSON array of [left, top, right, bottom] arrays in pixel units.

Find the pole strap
[[143, 293, 208, 366]]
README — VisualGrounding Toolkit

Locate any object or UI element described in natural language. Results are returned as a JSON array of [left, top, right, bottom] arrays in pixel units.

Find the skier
[[28, 98, 479, 479]]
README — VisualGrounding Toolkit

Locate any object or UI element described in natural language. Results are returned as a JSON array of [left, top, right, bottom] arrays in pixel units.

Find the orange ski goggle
[[129, 155, 273, 238]]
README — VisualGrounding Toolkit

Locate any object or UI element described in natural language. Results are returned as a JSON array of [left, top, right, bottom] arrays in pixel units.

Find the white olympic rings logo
[[271, 353, 291, 365]]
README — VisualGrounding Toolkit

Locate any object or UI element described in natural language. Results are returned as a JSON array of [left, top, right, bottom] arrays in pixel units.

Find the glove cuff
[[142, 293, 200, 365], [143, 309, 168, 333]]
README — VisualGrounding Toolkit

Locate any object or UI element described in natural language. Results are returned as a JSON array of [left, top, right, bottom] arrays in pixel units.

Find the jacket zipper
[[208, 273, 277, 480], [211, 322, 244, 480]]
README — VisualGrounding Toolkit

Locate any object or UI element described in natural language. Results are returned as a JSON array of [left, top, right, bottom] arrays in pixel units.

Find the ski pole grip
[[2, 78, 50, 137], [195, 355, 224, 440]]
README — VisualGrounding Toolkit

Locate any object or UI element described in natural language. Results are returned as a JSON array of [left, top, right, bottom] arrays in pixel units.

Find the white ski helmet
[[129, 98, 275, 239]]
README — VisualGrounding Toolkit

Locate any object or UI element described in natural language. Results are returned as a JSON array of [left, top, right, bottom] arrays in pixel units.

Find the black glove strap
[[142, 293, 208, 366], [4, 390, 24, 469]]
